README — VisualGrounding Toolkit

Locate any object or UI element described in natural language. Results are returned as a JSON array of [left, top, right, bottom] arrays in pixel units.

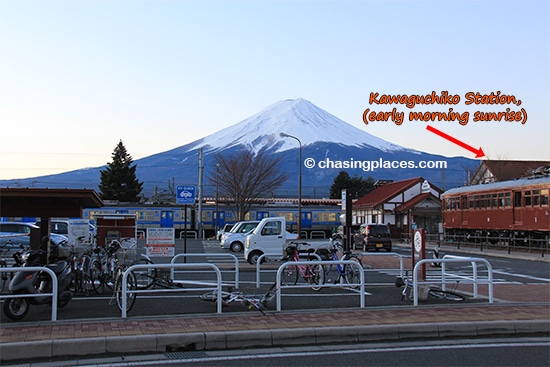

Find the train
[[442, 174, 550, 244], [81, 198, 342, 239]]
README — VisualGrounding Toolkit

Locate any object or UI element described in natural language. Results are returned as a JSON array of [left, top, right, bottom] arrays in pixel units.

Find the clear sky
[[1, 0, 549, 180]]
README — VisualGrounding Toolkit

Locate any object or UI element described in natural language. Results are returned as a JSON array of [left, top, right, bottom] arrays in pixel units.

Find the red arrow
[[426, 125, 485, 158]]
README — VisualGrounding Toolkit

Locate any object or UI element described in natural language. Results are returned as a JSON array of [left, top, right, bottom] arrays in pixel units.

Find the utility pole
[[197, 148, 204, 239]]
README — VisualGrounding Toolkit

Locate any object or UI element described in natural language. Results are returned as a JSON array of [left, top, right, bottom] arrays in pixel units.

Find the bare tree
[[209, 150, 288, 221]]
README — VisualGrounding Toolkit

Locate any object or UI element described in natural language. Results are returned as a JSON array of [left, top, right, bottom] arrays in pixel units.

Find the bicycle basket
[[118, 239, 137, 266], [285, 245, 297, 257]]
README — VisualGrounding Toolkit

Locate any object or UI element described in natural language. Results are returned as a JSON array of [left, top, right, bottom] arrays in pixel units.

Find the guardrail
[[275, 260, 365, 311], [171, 253, 240, 288], [411, 257, 494, 306], [121, 263, 223, 318], [0, 266, 58, 321]]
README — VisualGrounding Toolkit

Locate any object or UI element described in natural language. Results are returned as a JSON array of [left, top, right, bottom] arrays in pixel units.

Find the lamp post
[[215, 163, 220, 235], [280, 132, 302, 238]]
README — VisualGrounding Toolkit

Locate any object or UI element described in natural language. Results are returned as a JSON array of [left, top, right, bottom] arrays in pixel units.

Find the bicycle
[[317, 242, 363, 289], [200, 282, 277, 315], [395, 271, 465, 302], [107, 238, 138, 312], [282, 243, 324, 291], [133, 253, 183, 290]]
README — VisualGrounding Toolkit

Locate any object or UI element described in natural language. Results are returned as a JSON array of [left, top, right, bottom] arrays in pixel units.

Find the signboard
[[67, 219, 92, 249], [146, 228, 175, 257], [176, 185, 196, 205]]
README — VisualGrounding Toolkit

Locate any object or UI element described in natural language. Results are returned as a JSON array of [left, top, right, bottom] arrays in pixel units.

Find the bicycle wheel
[[343, 257, 362, 289], [282, 264, 299, 286], [307, 263, 325, 291], [89, 259, 105, 295], [428, 288, 465, 302], [200, 290, 231, 302], [116, 270, 137, 312], [134, 259, 157, 290]]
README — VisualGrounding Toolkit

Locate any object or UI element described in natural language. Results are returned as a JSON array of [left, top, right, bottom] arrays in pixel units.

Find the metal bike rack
[[411, 257, 494, 306], [275, 260, 365, 311], [171, 253, 240, 288], [121, 263, 223, 318], [255, 252, 321, 288], [359, 252, 407, 279], [0, 266, 58, 321]]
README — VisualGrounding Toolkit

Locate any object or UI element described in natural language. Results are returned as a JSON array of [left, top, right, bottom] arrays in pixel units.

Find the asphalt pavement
[[1, 240, 549, 364]]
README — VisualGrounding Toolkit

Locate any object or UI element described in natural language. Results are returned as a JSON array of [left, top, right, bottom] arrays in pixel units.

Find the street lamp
[[215, 164, 220, 235], [280, 132, 302, 239]]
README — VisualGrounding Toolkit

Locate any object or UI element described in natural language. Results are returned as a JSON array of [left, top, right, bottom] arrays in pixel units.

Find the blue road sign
[[176, 185, 196, 205]]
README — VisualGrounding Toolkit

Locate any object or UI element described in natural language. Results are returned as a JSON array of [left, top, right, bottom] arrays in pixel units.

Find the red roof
[[353, 177, 424, 209]]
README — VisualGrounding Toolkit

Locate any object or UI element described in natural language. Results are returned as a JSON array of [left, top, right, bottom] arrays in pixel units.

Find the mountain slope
[[0, 99, 478, 199]]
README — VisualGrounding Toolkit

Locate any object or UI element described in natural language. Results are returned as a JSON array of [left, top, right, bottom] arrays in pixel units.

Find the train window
[[542, 190, 549, 205], [505, 192, 511, 207], [491, 194, 498, 208], [524, 191, 532, 206]]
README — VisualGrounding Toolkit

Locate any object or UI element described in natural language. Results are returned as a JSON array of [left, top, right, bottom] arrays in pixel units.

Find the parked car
[[216, 223, 234, 241], [0, 222, 69, 253], [220, 221, 260, 252], [354, 223, 392, 252]]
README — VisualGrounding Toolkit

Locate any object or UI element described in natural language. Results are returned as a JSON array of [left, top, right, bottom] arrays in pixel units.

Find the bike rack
[[275, 260, 365, 311], [255, 252, 321, 288], [411, 257, 494, 306], [121, 263, 224, 318], [359, 252, 407, 279], [171, 253, 240, 288], [0, 266, 58, 321]]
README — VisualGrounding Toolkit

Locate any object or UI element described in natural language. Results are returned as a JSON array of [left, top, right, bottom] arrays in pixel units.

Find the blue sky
[[1, 0, 548, 179]]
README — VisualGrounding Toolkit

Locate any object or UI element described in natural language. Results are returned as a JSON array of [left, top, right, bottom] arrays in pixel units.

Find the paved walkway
[[1, 249, 549, 364]]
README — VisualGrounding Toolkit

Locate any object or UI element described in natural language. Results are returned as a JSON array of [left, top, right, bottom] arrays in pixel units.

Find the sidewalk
[[1, 251, 549, 363]]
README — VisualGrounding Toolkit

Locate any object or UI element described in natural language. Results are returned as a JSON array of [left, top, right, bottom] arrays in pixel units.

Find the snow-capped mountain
[[193, 98, 405, 154], [0, 99, 479, 199]]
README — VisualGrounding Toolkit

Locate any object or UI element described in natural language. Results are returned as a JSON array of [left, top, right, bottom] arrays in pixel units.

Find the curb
[[2, 319, 549, 363]]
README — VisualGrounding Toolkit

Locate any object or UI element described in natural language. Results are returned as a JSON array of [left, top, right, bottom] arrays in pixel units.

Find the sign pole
[[183, 204, 187, 263]]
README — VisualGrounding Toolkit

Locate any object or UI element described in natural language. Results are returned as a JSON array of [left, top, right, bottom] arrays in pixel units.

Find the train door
[[513, 191, 523, 224], [256, 211, 269, 220], [214, 211, 225, 229], [302, 212, 312, 229], [160, 211, 174, 228]]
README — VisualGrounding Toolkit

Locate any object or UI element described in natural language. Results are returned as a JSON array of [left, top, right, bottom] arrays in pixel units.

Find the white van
[[244, 217, 299, 264]]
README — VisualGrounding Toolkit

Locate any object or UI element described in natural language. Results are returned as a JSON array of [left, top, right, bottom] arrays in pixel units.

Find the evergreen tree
[[99, 140, 143, 202], [329, 171, 374, 199]]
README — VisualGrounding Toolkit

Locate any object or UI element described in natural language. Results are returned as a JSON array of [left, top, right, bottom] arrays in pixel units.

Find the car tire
[[247, 251, 263, 265], [230, 241, 243, 252]]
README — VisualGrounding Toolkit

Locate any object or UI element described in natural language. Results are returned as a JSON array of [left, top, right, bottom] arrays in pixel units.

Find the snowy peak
[[191, 98, 408, 154]]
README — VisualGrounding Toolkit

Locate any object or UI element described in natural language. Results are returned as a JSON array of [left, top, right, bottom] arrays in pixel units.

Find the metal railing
[[0, 266, 58, 321], [359, 252, 407, 279], [121, 263, 223, 318], [171, 253, 240, 288], [411, 257, 494, 306], [274, 260, 365, 311]]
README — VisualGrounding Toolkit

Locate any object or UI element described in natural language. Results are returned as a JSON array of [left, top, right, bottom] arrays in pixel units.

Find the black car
[[355, 223, 392, 252]]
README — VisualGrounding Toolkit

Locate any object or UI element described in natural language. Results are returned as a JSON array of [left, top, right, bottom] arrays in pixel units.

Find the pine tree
[[99, 140, 143, 202], [330, 171, 374, 199]]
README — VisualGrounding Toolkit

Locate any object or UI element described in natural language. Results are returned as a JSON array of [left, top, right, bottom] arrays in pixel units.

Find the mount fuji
[[0, 99, 478, 200]]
